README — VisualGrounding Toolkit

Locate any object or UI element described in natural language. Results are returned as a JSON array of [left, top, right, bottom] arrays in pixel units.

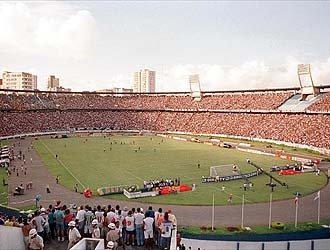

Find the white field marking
[[210, 186, 254, 203], [125, 170, 144, 181], [9, 199, 56, 205], [183, 175, 201, 181], [41, 141, 86, 189], [9, 199, 35, 204]]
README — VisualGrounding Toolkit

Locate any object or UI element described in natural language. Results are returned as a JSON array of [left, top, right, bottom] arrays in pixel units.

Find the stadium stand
[[308, 92, 330, 112], [1, 89, 330, 250], [0, 89, 330, 150], [0, 91, 293, 111], [1, 110, 330, 149]]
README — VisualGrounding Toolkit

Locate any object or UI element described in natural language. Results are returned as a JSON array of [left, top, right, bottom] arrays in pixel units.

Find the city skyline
[[1, 1, 330, 92]]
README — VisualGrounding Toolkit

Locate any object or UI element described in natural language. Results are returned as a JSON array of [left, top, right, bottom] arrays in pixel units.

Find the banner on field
[[201, 170, 262, 183]]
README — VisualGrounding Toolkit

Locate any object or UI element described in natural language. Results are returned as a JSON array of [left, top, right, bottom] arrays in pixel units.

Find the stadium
[[1, 81, 330, 249], [3, 0, 330, 248]]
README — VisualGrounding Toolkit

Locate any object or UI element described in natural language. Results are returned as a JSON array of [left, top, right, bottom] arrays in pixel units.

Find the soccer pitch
[[33, 135, 327, 205]]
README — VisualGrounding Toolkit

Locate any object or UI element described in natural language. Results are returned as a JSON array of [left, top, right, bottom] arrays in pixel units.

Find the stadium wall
[[167, 131, 330, 155], [0, 225, 25, 249], [181, 238, 330, 250]]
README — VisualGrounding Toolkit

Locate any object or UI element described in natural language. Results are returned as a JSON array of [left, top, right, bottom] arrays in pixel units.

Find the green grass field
[[33, 135, 327, 205], [0, 169, 8, 205]]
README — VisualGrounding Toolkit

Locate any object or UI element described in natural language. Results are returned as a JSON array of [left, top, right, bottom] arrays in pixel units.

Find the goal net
[[210, 164, 235, 177]]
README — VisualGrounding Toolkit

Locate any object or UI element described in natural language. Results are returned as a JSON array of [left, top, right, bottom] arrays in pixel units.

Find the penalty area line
[[40, 141, 86, 189], [183, 175, 201, 181], [125, 170, 144, 181]]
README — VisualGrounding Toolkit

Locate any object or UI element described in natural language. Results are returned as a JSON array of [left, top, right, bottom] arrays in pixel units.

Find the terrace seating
[[0, 91, 294, 111], [1, 110, 330, 149], [0, 90, 329, 149], [308, 93, 330, 112]]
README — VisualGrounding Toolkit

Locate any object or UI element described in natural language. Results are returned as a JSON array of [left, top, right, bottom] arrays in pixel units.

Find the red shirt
[[64, 213, 74, 224]]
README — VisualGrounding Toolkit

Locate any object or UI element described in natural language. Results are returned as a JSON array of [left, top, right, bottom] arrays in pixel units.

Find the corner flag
[[314, 191, 321, 224], [294, 196, 299, 205], [314, 191, 320, 201], [294, 196, 299, 228]]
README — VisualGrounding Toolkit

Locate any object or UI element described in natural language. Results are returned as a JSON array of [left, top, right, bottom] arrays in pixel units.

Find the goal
[[209, 164, 235, 177]]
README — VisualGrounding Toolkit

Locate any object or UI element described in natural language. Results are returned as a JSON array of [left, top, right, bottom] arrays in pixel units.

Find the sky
[[1, 1, 330, 92]]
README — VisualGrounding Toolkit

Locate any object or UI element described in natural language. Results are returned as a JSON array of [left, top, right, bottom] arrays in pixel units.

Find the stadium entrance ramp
[[278, 93, 324, 112]]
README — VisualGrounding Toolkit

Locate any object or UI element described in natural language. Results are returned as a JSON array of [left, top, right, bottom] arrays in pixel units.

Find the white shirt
[[114, 214, 124, 227], [160, 220, 173, 238], [41, 213, 48, 226], [69, 227, 81, 242], [95, 211, 104, 224], [29, 235, 44, 250], [92, 227, 101, 238], [125, 216, 135, 231], [134, 213, 145, 225], [121, 210, 128, 220], [76, 209, 86, 223], [33, 216, 45, 233], [107, 211, 116, 223], [143, 217, 154, 232]]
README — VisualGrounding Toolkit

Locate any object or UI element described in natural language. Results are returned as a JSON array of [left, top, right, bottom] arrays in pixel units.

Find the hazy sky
[[1, 1, 330, 91]]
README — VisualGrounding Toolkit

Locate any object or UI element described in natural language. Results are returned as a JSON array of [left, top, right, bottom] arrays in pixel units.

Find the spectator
[[134, 207, 145, 246], [22, 218, 32, 250], [106, 223, 119, 250], [67, 221, 81, 250], [160, 212, 173, 250], [143, 212, 155, 250], [28, 229, 44, 250], [91, 219, 101, 239], [54, 206, 65, 242]]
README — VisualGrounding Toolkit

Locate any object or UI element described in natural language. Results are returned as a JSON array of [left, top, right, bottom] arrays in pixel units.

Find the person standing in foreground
[[67, 221, 81, 250], [160, 212, 173, 250], [134, 207, 145, 246], [28, 229, 44, 250], [106, 223, 119, 249], [22, 219, 32, 250], [105, 241, 115, 250], [91, 219, 101, 239], [143, 212, 155, 250]]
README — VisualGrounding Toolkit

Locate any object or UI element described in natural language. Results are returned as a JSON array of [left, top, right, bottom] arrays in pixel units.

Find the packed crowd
[[0, 201, 178, 250], [0, 91, 294, 111], [308, 92, 330, 112], [1, 110, 330, 149]]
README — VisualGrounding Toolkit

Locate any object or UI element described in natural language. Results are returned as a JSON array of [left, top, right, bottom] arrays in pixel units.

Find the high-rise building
[[133, 69, 155, 93], [2, 71, 38, 90], [47, 75, 60, 91], [32, 75, 37, 90]]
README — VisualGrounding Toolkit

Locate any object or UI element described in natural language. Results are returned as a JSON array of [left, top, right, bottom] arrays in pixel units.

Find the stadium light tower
[[297, 64, 320, 100], [189, 74, 202, 101]]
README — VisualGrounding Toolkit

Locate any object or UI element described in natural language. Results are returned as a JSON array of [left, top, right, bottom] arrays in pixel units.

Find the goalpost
[[209, 164, 235, 177]]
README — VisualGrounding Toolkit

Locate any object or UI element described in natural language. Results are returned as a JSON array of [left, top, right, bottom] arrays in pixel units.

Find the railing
[[180, 238, 330, 250]]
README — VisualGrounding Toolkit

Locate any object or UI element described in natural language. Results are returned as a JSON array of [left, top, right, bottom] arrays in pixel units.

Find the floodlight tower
[[297, 64, 320, 100], [189, 74, 202, 101]]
